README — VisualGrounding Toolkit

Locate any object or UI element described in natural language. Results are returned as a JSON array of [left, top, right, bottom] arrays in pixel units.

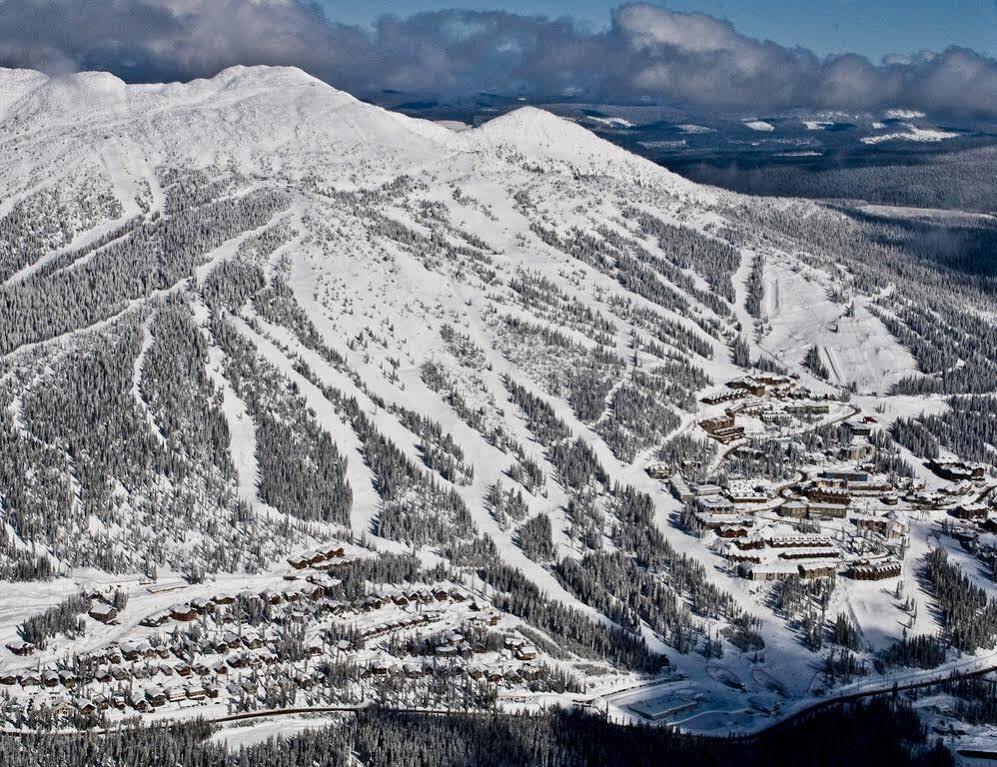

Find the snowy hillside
[[1, 65, 996, 737]]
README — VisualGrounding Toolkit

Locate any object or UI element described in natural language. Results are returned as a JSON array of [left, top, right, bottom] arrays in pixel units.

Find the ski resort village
[[0, 66, 994, 753]]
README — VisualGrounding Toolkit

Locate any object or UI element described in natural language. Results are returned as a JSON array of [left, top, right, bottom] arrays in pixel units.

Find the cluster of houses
[[696, 376, 843, 446], [0, 542, 574, 730], [728, 534, 842, 582], [654, 379, 930, 586]]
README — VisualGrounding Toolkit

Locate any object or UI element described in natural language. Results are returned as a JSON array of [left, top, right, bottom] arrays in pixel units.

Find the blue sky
[[322, 0, 997, 60]]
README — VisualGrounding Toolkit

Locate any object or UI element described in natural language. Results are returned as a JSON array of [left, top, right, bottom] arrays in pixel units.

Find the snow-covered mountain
[[1, 65, 996, 736]]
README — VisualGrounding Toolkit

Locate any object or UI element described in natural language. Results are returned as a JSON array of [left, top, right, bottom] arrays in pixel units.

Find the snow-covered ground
[[0, 64, 992, 743]]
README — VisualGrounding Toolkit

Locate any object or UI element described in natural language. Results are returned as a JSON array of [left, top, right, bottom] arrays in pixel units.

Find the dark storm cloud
[[0, 0, 995, 117]]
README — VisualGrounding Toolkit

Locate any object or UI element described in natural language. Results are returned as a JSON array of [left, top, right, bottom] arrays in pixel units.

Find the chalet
[[49, 695, 75, 718], [88, 603, 118, 624], [710, 425, 746, 444], [797, 562, 838, 579], [515, 645, 538, 661], [260, 590, 282, 605], [727, 378, 766, 396], [807, 502, 849, 520], [41, 670, 59, 688], [726, 479, 773, 504], [701, 389, 747, 406], [145, 687, 167, 707], [361, 595, 383, 610], [850, 514, 885, 534], [287, 555, 309, 570], [370, 661, 391, 676], [321, 543, 346, 559], [403, 662, 425, 679], [186, 683, 206, 700], [725, 551, 761, 564], [692, 511, 754, 532], [647, 461, 671, 480], [820, 470, 869, 483], [731, 399, 768, 417], [300, 584, 325, 601], [786, 403, 830, 416], [191, 597, 212, 613], [670, 475, 693, 503], [739, 562, 799, 582], [697, 496, 735, 514], [777, 500, 808, 519], [213, 593, 236, 605], [169, 604, 198, 622], [768, 534, 835, 548], [847, 480, 894, 496], [58, 670, 77, 688], [718, 525, 750, 539], [503, 636, 524, 650], [953, 503, 988, 520], [845, 420, 873, 437], [127, 640, 153, 660], [928, 460, 986, 482], [305, 550, 327, 565], [140, 611, 170, 628], [6, 641, 35, 656], [760, 409, 793, 425], [130, 694, 151, 713], [805, 484, 851, 505], [777, 548, 840, 561], [19, 671, 40, 686], [840, 443, 875, 462], [755, 373, 794, 387], [700, 414, 735, 434], [734, 536, 765, 550], [694, 483, 724, 498], [850, 560, 902, 580]]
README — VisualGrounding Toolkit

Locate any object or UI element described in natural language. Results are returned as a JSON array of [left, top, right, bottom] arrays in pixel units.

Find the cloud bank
[[1, 0, 995, 117]]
